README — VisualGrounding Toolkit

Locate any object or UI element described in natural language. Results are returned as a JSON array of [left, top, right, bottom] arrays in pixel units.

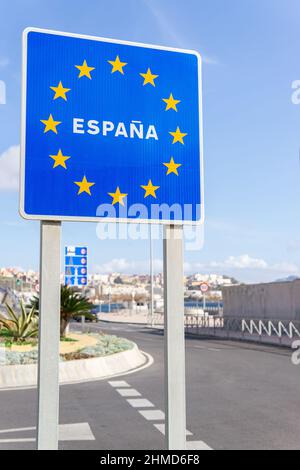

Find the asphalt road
[[0, 322, 299, 450]]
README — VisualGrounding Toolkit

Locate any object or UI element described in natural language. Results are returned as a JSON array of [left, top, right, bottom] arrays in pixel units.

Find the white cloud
[[185, 255, 299, 275], [212, 255, 269, 270], [0, 145, 20, 191], [92, 254, 299, 277], [93, 258, 163, 274]]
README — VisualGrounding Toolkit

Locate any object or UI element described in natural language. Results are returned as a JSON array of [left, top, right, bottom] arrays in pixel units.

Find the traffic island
[[0, 333, 150, 389]]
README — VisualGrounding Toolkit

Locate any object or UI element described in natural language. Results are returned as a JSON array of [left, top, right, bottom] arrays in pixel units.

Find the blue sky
[[0, 0, 300, 282]]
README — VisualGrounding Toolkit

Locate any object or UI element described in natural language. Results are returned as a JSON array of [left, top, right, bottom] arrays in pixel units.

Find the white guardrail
[[149, 313, 300, 346]]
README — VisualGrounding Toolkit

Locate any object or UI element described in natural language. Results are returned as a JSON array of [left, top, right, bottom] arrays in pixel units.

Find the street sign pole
[[150, 225, 154, 327], [164, 224, 186, 450], [37, 221, 61, 450]]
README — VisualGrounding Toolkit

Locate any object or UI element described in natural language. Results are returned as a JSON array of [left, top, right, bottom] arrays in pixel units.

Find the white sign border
[[19, 27, 204, 226]]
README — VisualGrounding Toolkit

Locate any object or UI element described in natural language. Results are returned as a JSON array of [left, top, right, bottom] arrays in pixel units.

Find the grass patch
[[3, 340, 36, 348], [0, 330, 14, 338], [60, 337, 78, 343]]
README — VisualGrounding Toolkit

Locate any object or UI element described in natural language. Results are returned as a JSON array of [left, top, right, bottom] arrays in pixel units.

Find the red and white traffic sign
[[200, 282, 209, 293]]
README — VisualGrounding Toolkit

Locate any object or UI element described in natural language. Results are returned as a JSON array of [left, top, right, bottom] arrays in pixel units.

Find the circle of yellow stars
[[40, 54, 188, 206]]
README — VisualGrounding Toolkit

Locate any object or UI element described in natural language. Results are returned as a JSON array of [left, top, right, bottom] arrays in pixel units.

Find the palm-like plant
[[0, 301, 38, 342], [29, 285, 93, 337]]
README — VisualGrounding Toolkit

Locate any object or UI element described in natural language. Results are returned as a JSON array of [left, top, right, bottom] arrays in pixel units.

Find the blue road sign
[[65, 245, 87, 287], [65, 276, 87, 287], [65, 256, 87, 267], [20, 28, 203, 224], [65, 267, 87, 276], [65, 246, 87, 257]]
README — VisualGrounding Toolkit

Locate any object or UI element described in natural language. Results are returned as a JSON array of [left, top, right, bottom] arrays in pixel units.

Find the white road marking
[[154, 423, 193, 436], [139, 410, 165, 421], [0, 438, 35, 443], [0, 426, 35, 434], [59, 423, 95, 441], [127, 398, 154, 408], [109, 380, 130, 388], [186, 440, 212, 450], [0, 422, 95, 443], [116, 388, 141, 397], [109, 381, 212, 450]]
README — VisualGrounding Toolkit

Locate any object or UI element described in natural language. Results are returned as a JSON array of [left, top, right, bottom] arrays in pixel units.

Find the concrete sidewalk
[[99, 312, 150, 325]]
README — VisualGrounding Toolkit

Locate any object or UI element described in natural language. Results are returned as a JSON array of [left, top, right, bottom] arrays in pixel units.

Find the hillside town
[[0, 266, 238, 312]]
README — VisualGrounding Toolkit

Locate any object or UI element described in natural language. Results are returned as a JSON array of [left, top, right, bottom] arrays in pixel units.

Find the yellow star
[[75, 60, 95, 79], [74, 176, 95, 196], [169, 127, 187, 145], [141, 180, 160, 198], [163, 157, 182, 176], [163, 93, 181, 111], [40, 114, 62, 134], [49, 149, 71, 169], [108, 187, 128, 206], [108, 55, 127, 74], [140, 68, 159, 87], [50, 81, 71, 101]]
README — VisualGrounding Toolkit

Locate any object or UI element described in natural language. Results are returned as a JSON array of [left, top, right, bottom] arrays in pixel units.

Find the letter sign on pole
[[20, 28, 204, 451]]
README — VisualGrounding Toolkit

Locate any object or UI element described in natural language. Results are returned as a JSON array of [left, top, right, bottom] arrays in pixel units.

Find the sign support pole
[[164, 224, 186, 450], [37, 221, 61, 450], [150, 225, 154, 327]]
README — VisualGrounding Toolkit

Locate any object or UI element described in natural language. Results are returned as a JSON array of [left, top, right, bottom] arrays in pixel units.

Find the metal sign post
[[200, 282, 209, 314], [150, 225, 154, 327], [164, 225, 186, 450], [37, 221, 61, 450], [20, 28, 204, 451]]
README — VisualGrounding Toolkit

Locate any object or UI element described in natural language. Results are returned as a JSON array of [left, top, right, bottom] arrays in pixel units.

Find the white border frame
[[19, 27, 204, 226]]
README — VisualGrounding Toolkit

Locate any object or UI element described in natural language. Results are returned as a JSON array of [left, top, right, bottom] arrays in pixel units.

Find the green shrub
[[0, 302, 38, 343]]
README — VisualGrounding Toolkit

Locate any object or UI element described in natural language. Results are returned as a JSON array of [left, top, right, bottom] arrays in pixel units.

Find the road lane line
[[0, 438, 35, 443], [0, 426, 35, 434], [139, 410, 165, 421], [116, 388, 142, 397], [109, 381, 130, 388], [0, 422, 95, 443], [186, 440, 212, 450], [127, 398, 154, 408], [59, 423, 95, 441], [153, 424, 193, 436], [109, 380, 212, 450]]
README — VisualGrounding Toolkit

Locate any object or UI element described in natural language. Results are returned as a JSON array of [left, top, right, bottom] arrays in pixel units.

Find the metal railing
[[241, 319, 300, 339], [149, 314, 300, 346]]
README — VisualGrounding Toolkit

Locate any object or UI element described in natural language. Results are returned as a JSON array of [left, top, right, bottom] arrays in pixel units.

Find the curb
[[0, 342, 152, 390], [99, 318, 148, 326]]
